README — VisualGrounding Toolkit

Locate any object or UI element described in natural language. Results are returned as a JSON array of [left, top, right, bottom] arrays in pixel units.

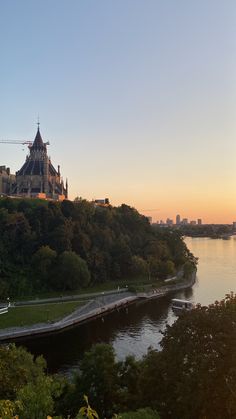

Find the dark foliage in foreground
[[0, 197, 195, 297], [1, 295, 236, 418], [139, 293, 236, 419], [58, 295, 236, 418]]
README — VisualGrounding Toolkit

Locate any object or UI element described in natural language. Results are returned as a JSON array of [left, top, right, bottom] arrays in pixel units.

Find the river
[[20, 236, 236, 373]]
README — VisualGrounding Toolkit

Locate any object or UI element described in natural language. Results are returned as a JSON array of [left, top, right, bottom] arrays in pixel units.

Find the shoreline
[[0, 271, 196, 343]]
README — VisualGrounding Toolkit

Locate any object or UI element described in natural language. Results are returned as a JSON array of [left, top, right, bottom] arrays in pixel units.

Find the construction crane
[[0, 140, 33, 147], [0, 140, 50, 148]]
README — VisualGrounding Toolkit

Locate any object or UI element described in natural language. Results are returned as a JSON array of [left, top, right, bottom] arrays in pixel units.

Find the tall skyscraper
[[176, 214, 181, 225]]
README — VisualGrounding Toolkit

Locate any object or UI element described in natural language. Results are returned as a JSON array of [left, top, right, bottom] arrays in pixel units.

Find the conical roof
[[32, 127, 44, 148]]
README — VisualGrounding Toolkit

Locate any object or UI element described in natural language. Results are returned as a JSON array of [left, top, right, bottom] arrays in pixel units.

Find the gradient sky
[[0, 0, 236, 223]]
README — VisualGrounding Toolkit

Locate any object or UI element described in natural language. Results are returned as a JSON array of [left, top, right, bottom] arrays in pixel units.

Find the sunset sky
[[0, 0, 236, 223]]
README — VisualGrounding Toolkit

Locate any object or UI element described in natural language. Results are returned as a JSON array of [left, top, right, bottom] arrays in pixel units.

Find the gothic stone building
[[0, 166, 15, 195], [0, 127, 68, 201]]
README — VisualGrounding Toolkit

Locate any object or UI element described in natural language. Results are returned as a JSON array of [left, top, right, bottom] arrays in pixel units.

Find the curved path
[[0, 272, 196, 342]]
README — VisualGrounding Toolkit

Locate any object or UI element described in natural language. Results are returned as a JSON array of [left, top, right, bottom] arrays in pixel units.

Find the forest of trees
[[1, 294, 236, 419], [176, 223, 233, 238], [0, 197, 196, 298]]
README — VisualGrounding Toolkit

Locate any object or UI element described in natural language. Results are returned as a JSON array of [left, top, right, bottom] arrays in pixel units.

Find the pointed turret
[[15, 124, 67, 201], [32, 127, 44, 148]]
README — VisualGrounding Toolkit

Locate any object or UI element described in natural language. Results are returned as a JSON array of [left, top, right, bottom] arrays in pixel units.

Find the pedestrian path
[[0, 272, 196, 342]]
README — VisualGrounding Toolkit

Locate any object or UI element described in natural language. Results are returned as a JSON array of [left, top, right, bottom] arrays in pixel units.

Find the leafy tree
[[111, 238, 132, 278], [75, 344, 120, 417], [143, 239, 169, 261], [118, 355, 142, 411], [158, 259, 175, 278], [94, 206, 112, 226], [4, 212, 34, 264], [129, 256, 148, 278], [0, 197, 16, 213], [140, 294, 236, 419], [31, 245, 57, 289], [17, 376, 55, 419], [72, 226, 91, 259], [0, 278, 9, 299], [0, 399, 22, 419], [0, 197, 195, 296], [55, 251, 90, 290], [0, 344, 46, 400], [48, 219, 73, 253], [74, 198, 95, 225], [88, 248, 112, 283], [183, 260, 195, 277], [138, 349, 163, 412], [147, 256, 160, 279], [61, 199, 76, 218]]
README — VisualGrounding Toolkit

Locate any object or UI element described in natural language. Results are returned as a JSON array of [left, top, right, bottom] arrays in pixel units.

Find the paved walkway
[[0, 291, 134, 341], [8, 288, 129, 307], [0, 272, 196, 342]]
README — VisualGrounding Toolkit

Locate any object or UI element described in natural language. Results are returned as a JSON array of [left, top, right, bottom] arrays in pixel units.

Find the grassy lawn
[[7, 274, 178, 303], [12, 283, 117, 301], [0, 301, 85, 329], [13, 276, 153, 302]]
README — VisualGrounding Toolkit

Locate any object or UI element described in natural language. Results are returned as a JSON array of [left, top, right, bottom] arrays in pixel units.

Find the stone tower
[[14, 127, 68, 200]]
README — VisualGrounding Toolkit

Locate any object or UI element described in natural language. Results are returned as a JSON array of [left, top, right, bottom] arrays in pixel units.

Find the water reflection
[[22, 297, 175, 372], [18, 237, 236, 373]]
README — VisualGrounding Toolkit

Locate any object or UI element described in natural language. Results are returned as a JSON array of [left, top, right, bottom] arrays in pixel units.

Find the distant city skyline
[[154, 215, 203, 226], [1, 1, 236, 224]]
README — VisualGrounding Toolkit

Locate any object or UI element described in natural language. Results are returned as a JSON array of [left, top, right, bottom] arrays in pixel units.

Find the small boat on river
[[171, 298, 194, 312]]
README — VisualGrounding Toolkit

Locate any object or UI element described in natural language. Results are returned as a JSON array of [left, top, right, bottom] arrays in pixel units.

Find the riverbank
[[0, 270, 196, 342], [0, 301, 86, 329]]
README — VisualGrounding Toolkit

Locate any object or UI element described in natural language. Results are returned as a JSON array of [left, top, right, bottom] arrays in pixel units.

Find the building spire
[[32, 120, 44, 149]]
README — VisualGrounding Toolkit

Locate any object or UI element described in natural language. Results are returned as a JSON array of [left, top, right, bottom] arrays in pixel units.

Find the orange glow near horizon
[[70, 188, 236, 225], [2, 1, 236, 227]]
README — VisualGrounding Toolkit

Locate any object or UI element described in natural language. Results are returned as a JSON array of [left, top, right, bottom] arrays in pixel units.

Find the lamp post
[[46, 309, 49, 322]]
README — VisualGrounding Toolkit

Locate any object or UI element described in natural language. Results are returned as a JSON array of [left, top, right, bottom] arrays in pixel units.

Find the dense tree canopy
[[176, 223, 233, 238], [0, 344, 46, 400], [1, 296, 236, 418], [76, 344, 120, 417], [139, 294, 236, 419], [0, 344, 64, 419], [0, 197, 195, 297]]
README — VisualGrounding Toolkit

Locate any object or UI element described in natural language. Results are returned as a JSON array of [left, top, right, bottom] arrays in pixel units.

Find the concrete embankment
[[0, 271, 196, 342], [0, 293, 137, 342]]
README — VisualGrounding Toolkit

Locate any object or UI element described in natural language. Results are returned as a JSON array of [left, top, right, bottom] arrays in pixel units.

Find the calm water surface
[[21, 237, 236, 373]]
